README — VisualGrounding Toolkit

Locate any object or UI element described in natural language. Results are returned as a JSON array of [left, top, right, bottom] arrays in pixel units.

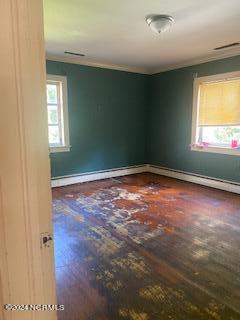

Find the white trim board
[[51, 163, 240, 194], [148, 165, 240, 194], [46, 54, 149, 75], [51, 165, 147, 187], [46, 50, 240, 75], [151, 48, 240, 74]]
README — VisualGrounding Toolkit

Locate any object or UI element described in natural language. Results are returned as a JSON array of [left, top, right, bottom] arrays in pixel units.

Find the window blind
[[198, 78, 240, 126]]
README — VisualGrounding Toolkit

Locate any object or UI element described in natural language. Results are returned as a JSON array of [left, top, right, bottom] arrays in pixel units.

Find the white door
[[0, 0, 57, 319]]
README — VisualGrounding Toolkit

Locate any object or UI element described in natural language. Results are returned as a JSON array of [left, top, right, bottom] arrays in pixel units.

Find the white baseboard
[[51, 165, 148, 187], [51, 163, 240, 194], [148, 165, 240, 194]]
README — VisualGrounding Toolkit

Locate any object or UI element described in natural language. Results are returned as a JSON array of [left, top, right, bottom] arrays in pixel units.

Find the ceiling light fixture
[[146, 14, 174, 34]]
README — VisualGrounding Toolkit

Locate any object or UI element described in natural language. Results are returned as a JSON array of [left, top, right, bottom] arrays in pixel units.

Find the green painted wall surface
[[46, 61, 149, 177], [149, 55, 240, 183], [47, 56, 240, 183]]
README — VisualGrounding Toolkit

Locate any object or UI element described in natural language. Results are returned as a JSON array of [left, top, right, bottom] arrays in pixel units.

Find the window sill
[[49, 145, 71, 153], [191, 145, 240, 156]]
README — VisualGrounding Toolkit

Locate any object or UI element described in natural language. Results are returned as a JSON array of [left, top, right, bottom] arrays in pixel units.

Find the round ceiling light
[[146, 14, 174, 34]]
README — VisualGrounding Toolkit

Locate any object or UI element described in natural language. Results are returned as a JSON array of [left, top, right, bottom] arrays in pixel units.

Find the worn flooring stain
[[53, 173, 240, 320]]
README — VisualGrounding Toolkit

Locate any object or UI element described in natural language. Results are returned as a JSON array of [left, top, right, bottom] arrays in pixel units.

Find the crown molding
[[150, 48, 240, 74], [46, 54, 149, 75], [46, 48, 240, 76]]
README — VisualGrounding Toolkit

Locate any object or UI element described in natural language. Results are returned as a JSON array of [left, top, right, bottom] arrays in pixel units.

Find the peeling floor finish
[[53, 173, 240, 320]]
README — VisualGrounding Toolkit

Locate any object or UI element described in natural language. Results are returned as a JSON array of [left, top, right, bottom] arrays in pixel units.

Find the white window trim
[[47, 74, 70, 153], [191, 70, 240, 156]]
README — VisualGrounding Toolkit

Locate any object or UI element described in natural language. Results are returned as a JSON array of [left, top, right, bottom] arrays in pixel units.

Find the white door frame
[[0, 0, 57, 319]]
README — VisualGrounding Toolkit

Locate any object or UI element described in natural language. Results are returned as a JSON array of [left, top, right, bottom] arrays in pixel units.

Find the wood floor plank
[[53, 173, 240, 320]]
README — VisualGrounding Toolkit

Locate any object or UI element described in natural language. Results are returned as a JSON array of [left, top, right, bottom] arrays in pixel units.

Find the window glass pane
[[46, 77, 69, 151], [47, 84, 58, 104], [48, 125, 61, 145], [200, 126, 240, 146], [48, 105, 58, 125]]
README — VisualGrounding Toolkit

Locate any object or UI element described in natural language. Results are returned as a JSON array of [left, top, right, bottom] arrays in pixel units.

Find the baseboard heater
[[51, 165, 146, 188], [148, 165, 240, 194], [51, 164, 240, 194]]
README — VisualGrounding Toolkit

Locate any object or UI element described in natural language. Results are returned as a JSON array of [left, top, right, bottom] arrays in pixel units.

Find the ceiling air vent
[[214, 42, 240, 50], [64, 51, 85, 57]]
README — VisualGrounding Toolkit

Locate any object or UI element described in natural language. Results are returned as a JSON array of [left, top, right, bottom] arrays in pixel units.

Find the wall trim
[[51, 165, 148, 187], [149, 49, 240, 74], [47, 50, 240, 75], [46, 54, 149, 75], [51, 163, 240, 194], [148, 165, 240, 194]]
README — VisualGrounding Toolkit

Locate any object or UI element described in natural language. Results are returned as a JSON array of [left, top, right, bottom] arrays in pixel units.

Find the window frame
[[46, 74, 70, 153], [191, 70, 240, 156]]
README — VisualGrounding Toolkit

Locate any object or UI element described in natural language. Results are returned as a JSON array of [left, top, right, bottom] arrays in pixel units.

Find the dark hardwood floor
[[52, 173, 240, 320]]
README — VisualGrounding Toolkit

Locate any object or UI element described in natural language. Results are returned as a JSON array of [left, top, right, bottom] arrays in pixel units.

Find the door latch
[[40, 232, 53, 248]]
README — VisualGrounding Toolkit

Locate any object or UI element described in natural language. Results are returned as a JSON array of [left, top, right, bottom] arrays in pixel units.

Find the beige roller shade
[[198, 78, 240, 126]]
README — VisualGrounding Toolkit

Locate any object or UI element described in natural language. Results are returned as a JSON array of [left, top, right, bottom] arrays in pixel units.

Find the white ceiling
[[44, 0, 240, 74]]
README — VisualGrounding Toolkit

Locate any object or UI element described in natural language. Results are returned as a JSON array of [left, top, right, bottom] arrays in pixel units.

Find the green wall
[[47, 56, 240, 183], [46, 60, 150, 177], [149, 55, 240, 183]]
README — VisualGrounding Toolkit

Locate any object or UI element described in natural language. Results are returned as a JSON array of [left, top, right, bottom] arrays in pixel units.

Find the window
[[191, 71, 240, 155], [46, 75, 70, 152]]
